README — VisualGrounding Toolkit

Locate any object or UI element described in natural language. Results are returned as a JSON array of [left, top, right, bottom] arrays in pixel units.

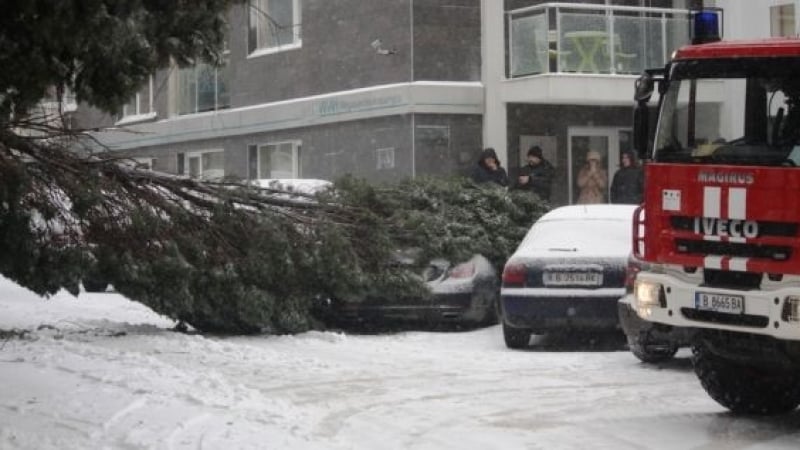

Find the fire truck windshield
[[653, 57, 800, 167]]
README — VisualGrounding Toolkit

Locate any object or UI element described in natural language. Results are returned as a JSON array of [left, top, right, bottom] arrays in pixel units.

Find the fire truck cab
[[628, 10, 800, 414]]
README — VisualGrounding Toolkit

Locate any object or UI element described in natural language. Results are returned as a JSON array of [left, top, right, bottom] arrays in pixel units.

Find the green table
[[563, 31, 609, 73]]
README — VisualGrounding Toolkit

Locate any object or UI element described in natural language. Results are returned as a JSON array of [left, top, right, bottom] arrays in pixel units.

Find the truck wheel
[[692, 342, 800, 415], [628, 333, 678, 363], [503, 322, 530, 349]]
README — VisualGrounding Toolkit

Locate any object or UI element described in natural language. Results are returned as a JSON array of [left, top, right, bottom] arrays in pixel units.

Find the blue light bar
[[691, 9, 723, 44]]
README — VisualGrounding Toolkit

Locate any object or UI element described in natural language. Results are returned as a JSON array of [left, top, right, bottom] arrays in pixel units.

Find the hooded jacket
[[517, 158, 554, 201], [471, 148, 509, 187], [610, 152, 644, 204]]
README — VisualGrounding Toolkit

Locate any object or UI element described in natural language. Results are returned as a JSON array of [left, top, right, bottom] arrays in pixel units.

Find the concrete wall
[[413, 0, 482, 81], [227, 0, 414, 108], [119, 112, 482, 182]]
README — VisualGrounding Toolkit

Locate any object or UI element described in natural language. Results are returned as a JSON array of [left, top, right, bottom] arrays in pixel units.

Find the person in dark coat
[[471, 147, 509, 187], [610, 151, 644, 204], [516, 145, 555, 201]]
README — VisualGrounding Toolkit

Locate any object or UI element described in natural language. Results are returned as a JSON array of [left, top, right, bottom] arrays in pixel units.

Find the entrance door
[[567, 127, 632, 204]]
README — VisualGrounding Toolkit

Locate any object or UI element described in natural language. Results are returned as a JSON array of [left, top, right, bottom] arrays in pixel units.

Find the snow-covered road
[[1, 278, 799, 449]]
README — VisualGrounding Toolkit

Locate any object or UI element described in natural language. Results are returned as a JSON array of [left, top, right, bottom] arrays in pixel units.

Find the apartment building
[[76, 0, 743, 206], [78, 0, 483, 183], [484, 0, 704, 205]]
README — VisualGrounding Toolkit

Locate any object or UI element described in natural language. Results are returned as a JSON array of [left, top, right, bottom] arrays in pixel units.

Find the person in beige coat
[[576, 149, 608, 204]]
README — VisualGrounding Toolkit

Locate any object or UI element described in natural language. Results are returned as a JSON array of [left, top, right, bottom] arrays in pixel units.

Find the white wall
[[481, 0, 508, 168]]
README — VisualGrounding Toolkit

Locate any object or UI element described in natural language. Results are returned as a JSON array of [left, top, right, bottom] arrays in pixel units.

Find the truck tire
[[628, 333, 678, 363], [692, 342, 800, 415], [503, 322, 530, 349]]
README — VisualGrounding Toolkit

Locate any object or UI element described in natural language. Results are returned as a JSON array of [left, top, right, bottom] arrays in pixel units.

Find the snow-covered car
[[324, 254, 498, 328], [499, 204, 637, 348], [255, 179, 499, 328], [617, 255, 692, 363]]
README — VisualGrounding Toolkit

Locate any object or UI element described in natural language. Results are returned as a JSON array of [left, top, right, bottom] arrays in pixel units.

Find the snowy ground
[[1, 277, 799, 449]]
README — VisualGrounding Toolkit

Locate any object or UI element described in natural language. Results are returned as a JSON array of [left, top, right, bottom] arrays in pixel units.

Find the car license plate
[[694, 292, 744, 314], [543, 272, 602, 286]]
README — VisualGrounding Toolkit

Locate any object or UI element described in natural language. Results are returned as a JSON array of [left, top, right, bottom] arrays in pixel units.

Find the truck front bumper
[[633, 272, 800, 341]]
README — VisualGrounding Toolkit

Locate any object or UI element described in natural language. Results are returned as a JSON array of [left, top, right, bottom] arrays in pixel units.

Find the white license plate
[[694, 292, 745, 314], [543, 272, 602, 286]]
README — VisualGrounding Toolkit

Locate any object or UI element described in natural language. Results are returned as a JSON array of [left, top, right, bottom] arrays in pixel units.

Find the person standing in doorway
[[576, 149, 608, 204], [516, 145, 554, 202], [610, 151, 643, 204], [471, 147, 509, 187]]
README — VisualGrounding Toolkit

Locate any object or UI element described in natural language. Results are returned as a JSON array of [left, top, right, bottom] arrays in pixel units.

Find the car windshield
[[654, 57, 800, 166]]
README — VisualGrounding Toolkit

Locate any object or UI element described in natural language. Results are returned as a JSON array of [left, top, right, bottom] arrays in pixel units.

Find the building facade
[[79, 0, 484, 183], [79, 0, 796, 207], [485, 0, 703, 205]]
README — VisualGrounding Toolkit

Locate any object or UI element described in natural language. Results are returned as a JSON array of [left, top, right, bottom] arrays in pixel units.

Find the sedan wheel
[[503, 322, 530, 349]]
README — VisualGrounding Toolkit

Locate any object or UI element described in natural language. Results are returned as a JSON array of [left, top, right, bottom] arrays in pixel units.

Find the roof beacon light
[[691, 9, 723, 45]]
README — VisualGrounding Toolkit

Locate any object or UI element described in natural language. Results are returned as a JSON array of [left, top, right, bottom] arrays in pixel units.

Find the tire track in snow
[[166, 413, 212, 450], [101, 397, 147, 431]]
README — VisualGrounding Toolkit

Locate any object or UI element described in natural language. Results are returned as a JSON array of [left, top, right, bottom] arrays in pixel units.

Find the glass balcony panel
[[177, 67, 196, 115], [558, 12, 611, 74], [507, 4, 691, 77], [197, 63, 217, 113], [665, 16, 691, 61], [510, 13, 549, 77], [613, 15, 665, 75]]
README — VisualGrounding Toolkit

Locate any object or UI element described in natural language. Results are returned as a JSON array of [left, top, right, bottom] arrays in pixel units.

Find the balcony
[[508, 3, 692, 78]]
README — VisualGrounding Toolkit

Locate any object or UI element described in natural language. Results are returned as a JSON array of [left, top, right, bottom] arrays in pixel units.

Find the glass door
[[567, 127, 631, 204]]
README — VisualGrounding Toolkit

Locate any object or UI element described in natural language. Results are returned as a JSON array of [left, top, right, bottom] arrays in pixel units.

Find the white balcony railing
[[508, 3, 692, 78]]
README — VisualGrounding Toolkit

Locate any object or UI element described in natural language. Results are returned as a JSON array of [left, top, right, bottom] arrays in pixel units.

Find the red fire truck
[[626, 11, 800, 414]]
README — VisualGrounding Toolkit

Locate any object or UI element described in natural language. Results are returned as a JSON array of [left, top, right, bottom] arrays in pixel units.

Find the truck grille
[[702, 269, 761, 290], [674, 239, 792, 261], [670, 216, 795, 262]]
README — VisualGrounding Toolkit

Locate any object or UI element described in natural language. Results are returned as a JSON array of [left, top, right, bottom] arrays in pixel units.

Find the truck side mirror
[[633, 102, 649, 161], [633, 71, 655, 161], [634, 72, 654, 103]]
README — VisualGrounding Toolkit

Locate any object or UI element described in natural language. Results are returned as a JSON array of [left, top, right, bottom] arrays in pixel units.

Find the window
[[177, 58, 230, 115], [248, 141, 301, 179], [376, 147, 395, 170], [415, 125, 450, 148], [248, 0, 302, 55], [122, 77, 154, 119], [771, 4, 795, 37], [178, 150, 225, 180]]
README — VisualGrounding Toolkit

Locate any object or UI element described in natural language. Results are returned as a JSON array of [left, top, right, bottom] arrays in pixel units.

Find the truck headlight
[[634, 280, 666, 308]]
